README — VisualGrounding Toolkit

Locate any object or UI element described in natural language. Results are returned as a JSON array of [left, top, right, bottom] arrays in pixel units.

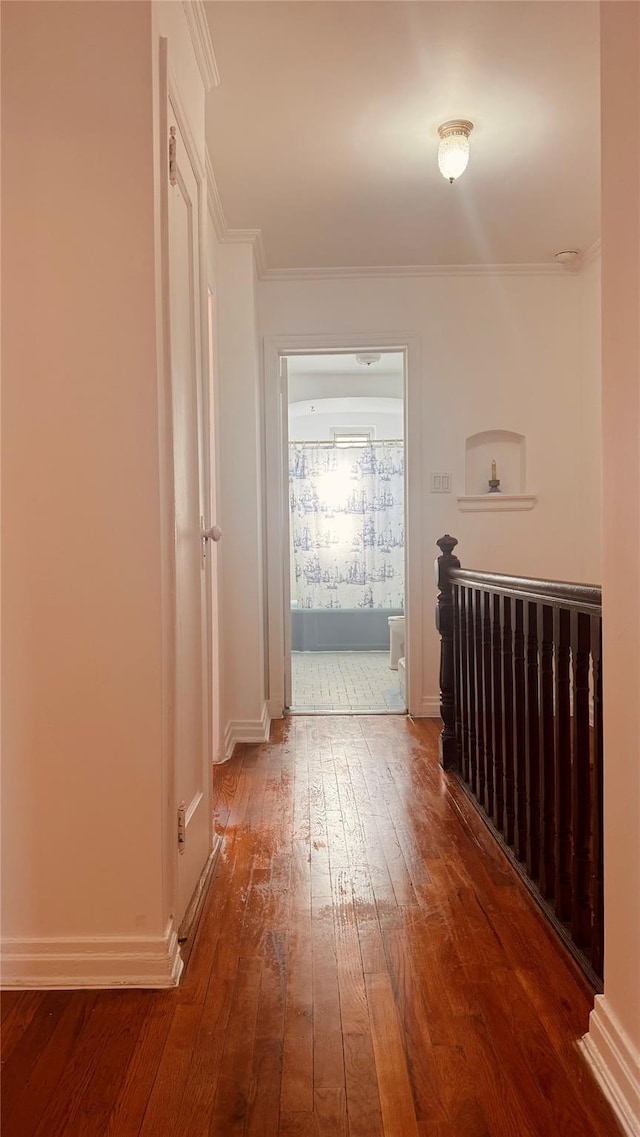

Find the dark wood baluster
[[538, 604, 555, 899], [435, 535, 461, 770], [459, 587, 470, 783], [571, 610, 592, 950], [467, 588, 478, 796], [553, 607, 572, 921], [491, 592, 504, 831], [473, 589, 486, 810], [452, 584, 463, 771], [590, 614, 604, 978], [513, 599, 527, 862], [525, 601, 541, 880], [482, 591, 494, 818], [501, 595, 515, 845]]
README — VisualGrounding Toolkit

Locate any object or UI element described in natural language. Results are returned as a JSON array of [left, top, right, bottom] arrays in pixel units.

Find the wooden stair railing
[[435, 535, 603, 985]]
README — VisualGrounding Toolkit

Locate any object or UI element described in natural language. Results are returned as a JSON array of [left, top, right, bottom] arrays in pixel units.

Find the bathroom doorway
[[285, 351, 406, 713]]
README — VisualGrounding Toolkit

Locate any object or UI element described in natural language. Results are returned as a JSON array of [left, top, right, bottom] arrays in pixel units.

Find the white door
[[206, 286, 221, 763], [167, 105, 213, 926], [281, 357, 293, 709]]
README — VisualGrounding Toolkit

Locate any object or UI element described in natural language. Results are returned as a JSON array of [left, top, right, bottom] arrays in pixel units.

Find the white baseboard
[[0, 919, 183, 990], [223, 702, 271, 760], [414, 695, 441, 718], [579, 995, 640, 1136]]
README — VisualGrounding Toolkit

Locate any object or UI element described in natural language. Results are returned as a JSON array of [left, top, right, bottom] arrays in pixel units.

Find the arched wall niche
[[465, 429, 526, 496]]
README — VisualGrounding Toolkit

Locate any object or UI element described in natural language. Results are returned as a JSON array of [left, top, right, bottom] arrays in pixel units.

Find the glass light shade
[[438, 132, 470, 182], [437, 121, 473, 183]]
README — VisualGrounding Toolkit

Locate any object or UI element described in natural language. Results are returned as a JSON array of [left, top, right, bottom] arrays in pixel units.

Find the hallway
[[1, 716, 621, 1136]]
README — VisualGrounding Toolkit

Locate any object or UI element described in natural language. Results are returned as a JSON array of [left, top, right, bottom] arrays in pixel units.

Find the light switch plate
[[430, 473, 452, 493]]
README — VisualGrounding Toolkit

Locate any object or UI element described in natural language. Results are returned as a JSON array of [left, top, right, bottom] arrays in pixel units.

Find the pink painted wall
[[598, 0, 640, 1067], [1, 2, 166, 943]]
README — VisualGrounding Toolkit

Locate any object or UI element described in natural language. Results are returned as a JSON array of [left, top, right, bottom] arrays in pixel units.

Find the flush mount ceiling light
[[355, 353, 381, 366], [437, 120, 474, 184], [554, 249, 581, 271]]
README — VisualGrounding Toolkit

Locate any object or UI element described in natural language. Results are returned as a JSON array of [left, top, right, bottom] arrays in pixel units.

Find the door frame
[[263, 332, 423, 717], [157, 40, 213, 930]]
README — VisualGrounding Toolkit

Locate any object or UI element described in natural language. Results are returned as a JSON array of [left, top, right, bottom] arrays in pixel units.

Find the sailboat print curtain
[[289, 442, 405, 610]]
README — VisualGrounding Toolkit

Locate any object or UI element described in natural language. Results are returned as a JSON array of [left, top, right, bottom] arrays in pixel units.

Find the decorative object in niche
[[459, 429, 536, 512]]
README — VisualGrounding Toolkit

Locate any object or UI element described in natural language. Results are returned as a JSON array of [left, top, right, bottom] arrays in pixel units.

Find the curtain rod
[[289, 439, 404, 448]]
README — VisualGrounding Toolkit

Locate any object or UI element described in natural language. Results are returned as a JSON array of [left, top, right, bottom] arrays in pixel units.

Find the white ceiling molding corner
[[205, 149, 227, 241], [206, 150, 267, 277], [183, 1, 220, 92], [224, 228, 268, 278], [582, 239, 602, 269]]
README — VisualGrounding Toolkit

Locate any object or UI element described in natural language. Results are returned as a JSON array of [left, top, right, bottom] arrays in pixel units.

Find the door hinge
[[169, 126, 177, 187], [177, 801, 186, 853]]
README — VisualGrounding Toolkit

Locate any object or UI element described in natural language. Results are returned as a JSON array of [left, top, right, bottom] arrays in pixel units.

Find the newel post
[[435, 534, 461, 770]]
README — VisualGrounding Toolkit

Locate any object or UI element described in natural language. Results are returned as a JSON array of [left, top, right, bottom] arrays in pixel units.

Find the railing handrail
[[435, 534, 604, 986], [449, 568, 601, 614]]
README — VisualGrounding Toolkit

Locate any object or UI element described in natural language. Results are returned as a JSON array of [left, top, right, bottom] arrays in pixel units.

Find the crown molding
[[260, 261, 571, 282], [205, 146, 600, 283], [224, 229, 268, 279], [581, 238, 602, 270], [205, 150, 228, 241], [182, 1, 220, 92], [206, 150, 267, 278]]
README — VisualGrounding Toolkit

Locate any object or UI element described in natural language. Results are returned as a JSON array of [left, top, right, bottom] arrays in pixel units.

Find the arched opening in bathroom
[[285, 351, 406, 713]]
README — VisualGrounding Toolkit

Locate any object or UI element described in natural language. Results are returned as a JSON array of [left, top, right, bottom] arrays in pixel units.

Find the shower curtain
[[289, 442, 404, 610]]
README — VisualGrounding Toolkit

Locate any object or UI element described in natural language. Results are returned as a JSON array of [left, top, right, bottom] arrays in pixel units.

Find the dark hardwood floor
[[1, 715, 622, 1136]]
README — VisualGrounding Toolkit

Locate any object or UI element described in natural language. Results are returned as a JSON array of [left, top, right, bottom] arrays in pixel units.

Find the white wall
[[578, 255, 603, 583], [215, 242, 268, 751], [289, 397, 404, 441], [1, 1, 169, 982], [260, 271, 601, 709], [582, 6, 640, 1132], [1, 0, 212, 988]]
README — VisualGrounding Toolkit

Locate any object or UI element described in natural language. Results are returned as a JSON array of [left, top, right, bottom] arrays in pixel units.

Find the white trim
[[223, 703, 271, 760], [580, 996, 640, 1137], [261, 262, 571, 282], [582, 238, 602, 271], [417, 696, 442, 718], [206, 150, 228, 242], [458, 493, 538, 512], [1, 921, 183, 990], [205, 150, 267, 279], [182, 1, 220, 91], [262, 332, 423, 720]]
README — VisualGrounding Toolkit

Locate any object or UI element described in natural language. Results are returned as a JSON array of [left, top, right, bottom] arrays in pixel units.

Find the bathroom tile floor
[[290, 650, 405, 713]]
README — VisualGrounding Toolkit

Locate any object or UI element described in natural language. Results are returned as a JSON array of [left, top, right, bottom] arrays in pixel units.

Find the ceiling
[[204, 1, 600, 272], [287, 352, 404, 402]]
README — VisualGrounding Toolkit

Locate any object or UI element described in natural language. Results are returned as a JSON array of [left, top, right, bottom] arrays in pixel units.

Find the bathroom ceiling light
[[437, 120, 474, 184], [355, 353, 381, 366]]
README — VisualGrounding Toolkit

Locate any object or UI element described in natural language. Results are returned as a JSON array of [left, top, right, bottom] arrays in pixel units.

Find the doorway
[[285, 351, 406, 713]]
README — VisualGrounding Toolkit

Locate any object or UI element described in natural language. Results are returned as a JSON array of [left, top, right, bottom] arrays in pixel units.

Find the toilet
[[388, 615, 405, 669]]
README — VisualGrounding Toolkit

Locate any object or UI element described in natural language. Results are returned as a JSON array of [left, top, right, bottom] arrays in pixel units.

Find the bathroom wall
[[289, 396, 404, 441]]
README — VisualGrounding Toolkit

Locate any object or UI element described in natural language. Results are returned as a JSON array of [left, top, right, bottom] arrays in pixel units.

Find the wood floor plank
[[2, 994, 97, 1137], [137, 1003, 204, 1137], [343, 1031, 384, 1137], [364, 970, 420, 1137], [208, 956, 263, 1136]]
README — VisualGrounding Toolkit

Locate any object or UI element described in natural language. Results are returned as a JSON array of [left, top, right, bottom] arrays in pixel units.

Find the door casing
[[262, 333, 423, 718]]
